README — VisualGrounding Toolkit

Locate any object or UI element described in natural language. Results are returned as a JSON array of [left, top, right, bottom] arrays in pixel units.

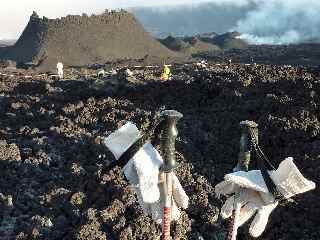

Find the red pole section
[[162, 172, 173, 240]]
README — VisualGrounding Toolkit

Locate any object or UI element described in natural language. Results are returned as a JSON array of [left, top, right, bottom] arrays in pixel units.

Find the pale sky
[[0, 0, 251, 39]]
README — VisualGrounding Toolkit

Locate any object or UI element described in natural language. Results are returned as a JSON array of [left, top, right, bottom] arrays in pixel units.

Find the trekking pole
[[159, 110, 183, 240], [227, 121, 258, 240]]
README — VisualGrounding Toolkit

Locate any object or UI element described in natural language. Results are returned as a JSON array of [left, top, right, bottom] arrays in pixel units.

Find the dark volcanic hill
[[160, 36, 190, 51], [159, 32, 246, 56], [1, 11, 176, 71], [209, 31, 248, 50], [160, 35, 221, 56]]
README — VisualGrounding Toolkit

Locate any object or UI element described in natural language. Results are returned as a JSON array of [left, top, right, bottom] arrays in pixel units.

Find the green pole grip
[[236, 121, 258, 171]]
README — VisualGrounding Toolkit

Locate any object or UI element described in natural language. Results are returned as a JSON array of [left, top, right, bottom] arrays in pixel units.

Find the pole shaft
[[160, 110, 183, 240], [227, 121, 258, 240]]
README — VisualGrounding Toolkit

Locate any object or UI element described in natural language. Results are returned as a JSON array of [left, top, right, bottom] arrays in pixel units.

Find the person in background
[[56, 62, 64, 79], [161, 64, 171, 81]]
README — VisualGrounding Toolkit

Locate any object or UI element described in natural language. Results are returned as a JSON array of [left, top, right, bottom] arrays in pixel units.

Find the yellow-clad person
[[161, 65, 171, 81]]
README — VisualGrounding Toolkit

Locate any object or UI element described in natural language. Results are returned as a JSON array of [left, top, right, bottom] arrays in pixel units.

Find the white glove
[[215, 157, 316, 237], [104, 122, 189, 223], [133, 172, 189, 224]]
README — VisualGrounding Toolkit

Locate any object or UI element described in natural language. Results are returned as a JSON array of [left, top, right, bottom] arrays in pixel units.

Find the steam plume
[[235, 0, 320, 44]]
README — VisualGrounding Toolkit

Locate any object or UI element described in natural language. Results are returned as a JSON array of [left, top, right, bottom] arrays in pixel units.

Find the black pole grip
[[160, 110, 183, 172]]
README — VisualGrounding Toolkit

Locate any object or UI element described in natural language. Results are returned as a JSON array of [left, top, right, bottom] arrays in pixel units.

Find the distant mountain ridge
[[159, 31, 248, 54]]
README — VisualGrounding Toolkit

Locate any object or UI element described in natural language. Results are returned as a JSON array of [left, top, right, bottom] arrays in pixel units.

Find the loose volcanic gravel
[[0, 63, 319, 240]]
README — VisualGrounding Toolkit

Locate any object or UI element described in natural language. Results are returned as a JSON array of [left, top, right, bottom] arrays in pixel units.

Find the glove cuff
[[270, 157, 316, 199], [104, 122, 141, 160]]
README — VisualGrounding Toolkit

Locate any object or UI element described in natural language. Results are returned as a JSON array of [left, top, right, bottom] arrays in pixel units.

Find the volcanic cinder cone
[[3, 10, 176, 71]]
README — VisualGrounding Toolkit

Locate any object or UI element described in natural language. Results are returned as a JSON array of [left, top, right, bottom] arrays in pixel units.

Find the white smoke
[[133, 0, 320, 44], [238, 31, 301, 45], [235, 0, 320, 44]]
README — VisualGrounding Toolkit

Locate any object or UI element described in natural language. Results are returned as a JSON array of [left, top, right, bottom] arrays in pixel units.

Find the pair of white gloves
[[104, 122, 316, 237], [104, 122, 189, 224], [215, 157, 316, 238]]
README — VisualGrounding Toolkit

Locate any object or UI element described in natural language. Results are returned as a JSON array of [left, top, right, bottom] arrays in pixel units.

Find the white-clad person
[[56, 62, 64, 79]]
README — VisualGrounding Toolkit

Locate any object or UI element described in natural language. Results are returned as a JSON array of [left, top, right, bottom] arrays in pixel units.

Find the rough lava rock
[[0, 63, 319, 239]]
